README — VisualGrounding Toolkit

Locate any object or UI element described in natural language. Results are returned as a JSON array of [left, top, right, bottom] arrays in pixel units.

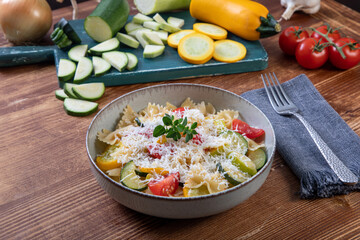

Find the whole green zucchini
[[84, 0, 130, 42]]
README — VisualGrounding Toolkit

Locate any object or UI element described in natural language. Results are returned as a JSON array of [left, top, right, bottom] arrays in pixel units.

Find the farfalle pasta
[[96, 98, 267, 197]]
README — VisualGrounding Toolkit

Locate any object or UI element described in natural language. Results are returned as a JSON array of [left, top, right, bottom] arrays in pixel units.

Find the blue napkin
[[241, 74, 360, 198]]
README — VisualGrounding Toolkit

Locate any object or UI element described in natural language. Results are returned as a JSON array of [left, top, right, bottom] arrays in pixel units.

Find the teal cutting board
[[0, 11, 268, 87]]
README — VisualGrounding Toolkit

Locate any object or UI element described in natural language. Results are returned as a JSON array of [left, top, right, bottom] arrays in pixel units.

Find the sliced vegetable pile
[[279, 23, 360, 69], [96, 99, 267, 197]]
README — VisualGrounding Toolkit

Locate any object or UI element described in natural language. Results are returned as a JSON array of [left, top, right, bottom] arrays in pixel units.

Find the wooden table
[[1, 0, 359, 239]]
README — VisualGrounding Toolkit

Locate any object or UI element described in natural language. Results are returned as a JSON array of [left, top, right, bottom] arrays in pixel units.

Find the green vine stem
[[310, 28, 346, 59]]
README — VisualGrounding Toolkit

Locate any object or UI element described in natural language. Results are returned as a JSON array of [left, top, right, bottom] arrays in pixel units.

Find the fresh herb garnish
[[153, 114, 198, 142]]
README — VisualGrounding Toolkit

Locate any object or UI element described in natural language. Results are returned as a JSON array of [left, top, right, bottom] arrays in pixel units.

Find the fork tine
[[272, 73, 292, 105], [268, 73, 287, 106], [261, 73, 280, 107]]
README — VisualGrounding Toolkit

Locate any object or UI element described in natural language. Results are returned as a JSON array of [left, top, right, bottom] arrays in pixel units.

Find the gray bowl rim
[[86, 83, 276, 202]]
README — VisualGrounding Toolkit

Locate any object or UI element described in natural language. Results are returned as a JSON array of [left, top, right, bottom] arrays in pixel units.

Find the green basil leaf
[[177, 125, 185, 132], [163, 116, 173, 126], [185, 133, 192, 143], [183, 117, 188, 126], [153, 125, 166, 137], [191, 122, 197, 129]]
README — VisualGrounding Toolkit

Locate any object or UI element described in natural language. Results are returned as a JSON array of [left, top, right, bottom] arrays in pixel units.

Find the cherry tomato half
[[231, 119, 265, 139], [148, 172, 180, 196], [311, 25, 341, 44], [329, 37, 360, 69], [172, 107, 187, 117], [295, 38, 329, 69], [279, 26, 309, 55]]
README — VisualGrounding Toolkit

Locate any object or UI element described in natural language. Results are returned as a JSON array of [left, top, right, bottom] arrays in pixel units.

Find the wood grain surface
[[0, 0, 359, 239]]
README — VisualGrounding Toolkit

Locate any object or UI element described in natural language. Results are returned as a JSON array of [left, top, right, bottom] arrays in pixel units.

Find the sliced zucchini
[[135, 29, 151, 48], [178, 33, 214, 64], [96, 143, 122, 171], [73, 57, 93, 84], [160, 22, 181, 33], [125, 52, 138, 71], [217, 163, 249, 186], [52, 29, 64, 42], [120, 160, 148, 191], [56, 35, 73, 49], [92, 56, 111, 77], [57, 59, 76, 81], [153, 30, 168, 44], [167, 29, 195, 48], [72, 82, 105, 101], [128, 27, 151, 38], [55, 89, 69, 101], [84, 0, 130, 42], [247, 148, 267, 170], [89, 38, 120, 56], [68, 44, 88, 62], [116, 33, 140, 49], [125, 22, 143, 33], [153, 13, 167, 24], [143, 32, 164, 46], [213, 39, 247, 63], [132, 13, 153, 24], [135, 169, 148, 177], [63, 98, 98, 117], [183, 185, 209, 197], [193, 23, 228, 40], [143, 45, 165, 58], [143, 21, 161, 31], [167, 16, 184, 28], [63, 83, 78, 98], [102, 51, 128, 72], [228, 152, 257, 176], [50, 27, 60, 39], [220, 130, 248, 155], [54, 18, 81, 44]]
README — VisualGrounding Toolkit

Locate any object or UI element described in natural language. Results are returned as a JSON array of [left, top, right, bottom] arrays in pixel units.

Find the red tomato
[[147, 143, 175, 159], [279, 26, 309, 55], [295, 38, 329, 69], [311, 25, 341, 43], [329, 37, 360, 69], [172, 107, 187, 117], [231, 119, 265, 139], [148, 172, 180, 196]]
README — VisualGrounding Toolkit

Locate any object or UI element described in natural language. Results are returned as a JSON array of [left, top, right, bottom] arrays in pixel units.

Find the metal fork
[[261, 72, 358, 184]]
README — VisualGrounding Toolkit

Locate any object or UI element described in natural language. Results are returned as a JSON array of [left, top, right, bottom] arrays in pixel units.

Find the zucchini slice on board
[[72, 82, 105, 101], [68, 45, 88, 62], [125, 53, 138, 71], [132, 13, 153, 24], [57, 59, 76, 81], [63, 83, 78, 98], [178, 33, 214, 64], [213, 39, 247, 63], [92, 56, 111, 76], [193, 23, 228, 40], [247, 148, 267, 170], [168, 30, 195, 48], [116, 33, 140, 49], [63, 98, 98, 117], [160, 22, 181, 33], [84, 0, 130, 42], [120, 161, 148, 191], [54, 18, 81, 44], [143, 32, 164, 46], [102, 51, 128, 72], [88, 38, 120, 56], [73, 57, 93, 84], [143, 21, 161, 31], [55, 89, 69, 101], [167, 16, 185, 28], [143, 45, 165, 58]]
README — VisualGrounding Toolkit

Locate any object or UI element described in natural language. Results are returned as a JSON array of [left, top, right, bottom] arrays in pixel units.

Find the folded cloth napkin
[[241, 74, 360, 199]]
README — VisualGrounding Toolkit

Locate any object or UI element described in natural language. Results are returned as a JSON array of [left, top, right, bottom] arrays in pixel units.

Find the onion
[[0, 0, 53, 44]]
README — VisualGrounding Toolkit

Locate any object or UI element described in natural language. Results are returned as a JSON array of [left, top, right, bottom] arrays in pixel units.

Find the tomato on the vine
[[295, 38, 329, 69], [279, 26, 309, 55], [329, 37, 360, 69], [148, 172, 180, 196], [311, 25, 341, 43]]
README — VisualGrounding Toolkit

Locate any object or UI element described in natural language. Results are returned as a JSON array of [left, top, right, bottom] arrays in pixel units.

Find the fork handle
[[293, 112, 358, 184]]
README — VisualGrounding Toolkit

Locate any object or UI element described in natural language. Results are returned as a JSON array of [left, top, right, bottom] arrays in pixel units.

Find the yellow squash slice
[[193, 23, 227, 40], [178, 32, 214, 64], [213, 39, 247, 63]]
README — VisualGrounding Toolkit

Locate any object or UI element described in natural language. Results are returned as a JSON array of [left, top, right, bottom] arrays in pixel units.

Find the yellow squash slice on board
[[178, 32, 214, 64], [213, 39, 247, 63]]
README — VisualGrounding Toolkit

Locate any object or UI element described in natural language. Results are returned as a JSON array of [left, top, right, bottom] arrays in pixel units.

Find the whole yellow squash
[[190, 0, 281, 41]]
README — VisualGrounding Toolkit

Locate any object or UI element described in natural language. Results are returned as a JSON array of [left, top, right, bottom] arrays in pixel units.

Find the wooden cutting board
[[0, 11, 268, 87]]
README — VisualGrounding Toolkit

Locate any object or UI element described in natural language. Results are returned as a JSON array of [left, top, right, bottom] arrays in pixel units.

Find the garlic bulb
[[281, 0, 321, 20]]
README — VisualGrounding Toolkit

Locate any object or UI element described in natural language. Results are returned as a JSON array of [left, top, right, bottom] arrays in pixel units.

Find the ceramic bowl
[[86, 83, 276, 219]]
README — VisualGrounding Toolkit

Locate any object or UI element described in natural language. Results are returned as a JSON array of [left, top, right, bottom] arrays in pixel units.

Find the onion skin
[[0, 0, 53, 44]]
